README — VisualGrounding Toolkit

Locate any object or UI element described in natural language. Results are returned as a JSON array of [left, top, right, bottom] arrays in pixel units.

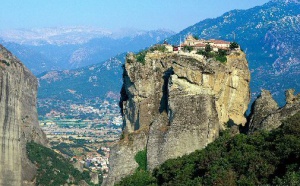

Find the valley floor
[[38, 98, 122, 178]]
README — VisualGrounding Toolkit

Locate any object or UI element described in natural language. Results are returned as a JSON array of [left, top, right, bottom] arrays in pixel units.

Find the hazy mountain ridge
[[166, 0, 300, 105], [38, 53, 125, 101], [0, 27, 112, 45], [0, 27, 174, 45], [0, 27, 174, 74]]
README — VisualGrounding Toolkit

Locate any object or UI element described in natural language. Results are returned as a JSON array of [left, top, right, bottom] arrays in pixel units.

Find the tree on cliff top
[[205, 44, 212, 52], [230, 42, 239, 50]]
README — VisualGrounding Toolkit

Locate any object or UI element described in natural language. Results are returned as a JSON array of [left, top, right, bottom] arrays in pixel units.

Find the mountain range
[[37, 53, 125, 101], [0, 27, 174, 74], [2, 0, 300, 117]]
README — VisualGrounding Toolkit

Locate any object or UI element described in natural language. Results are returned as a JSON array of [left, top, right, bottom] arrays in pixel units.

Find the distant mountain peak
[[0, 26, 113, 45], [0, 27, 175, 46], [271, 0, 300, 4]]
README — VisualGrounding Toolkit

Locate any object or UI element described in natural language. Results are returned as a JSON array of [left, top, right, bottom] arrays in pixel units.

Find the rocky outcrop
[[248, 90, 279, 133], [73, 161, 84, 173], [0, 45, 48, 186], [103, 129, 148, 186], [90, 172, 99, 185], [249, 89, 300, 132], [285, 89, 300, 104], [104, 50, 250, 185]]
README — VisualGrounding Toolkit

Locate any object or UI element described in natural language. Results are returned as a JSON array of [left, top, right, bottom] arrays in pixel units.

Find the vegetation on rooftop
[[117, 111, 300, 185]]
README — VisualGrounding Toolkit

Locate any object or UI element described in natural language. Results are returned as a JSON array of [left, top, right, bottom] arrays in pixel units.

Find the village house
[[162, 40, 174, 52]]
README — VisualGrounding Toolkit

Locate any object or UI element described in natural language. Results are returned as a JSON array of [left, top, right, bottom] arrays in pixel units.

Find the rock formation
[[90, 172, 99, 185], [249, 89, 300, 132], [104, 50, 250, 185], [248, 90, 279, 133], [0, 44, 48, 186]]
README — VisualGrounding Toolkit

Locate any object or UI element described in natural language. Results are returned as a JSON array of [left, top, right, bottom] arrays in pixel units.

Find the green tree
[[135, 50, 147, 64], [205, 44, 212, 52], [135, 149, 147, 171], [183, 46, 193, 53], [230, 42, 239, 50], [116, 170, 157, 186], [149, 45, 167, 52], [193, 35, 199, 40], [218, 49, 227, 56], [215, 55, 227, 63], [196, 49, 206, 55]]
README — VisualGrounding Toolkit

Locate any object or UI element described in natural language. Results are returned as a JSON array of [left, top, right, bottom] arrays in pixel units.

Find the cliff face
[[0, 45, 47, 186], [104, 50, 250, 185]]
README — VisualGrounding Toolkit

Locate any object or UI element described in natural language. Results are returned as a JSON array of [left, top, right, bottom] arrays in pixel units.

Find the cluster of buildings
[[70, 104, 102, 115], [39, 98, 123, 178], [45, 110, 66, 118], [84, 147, 110, 173], [39, 98, 122, 126], [162, 35, 237, 53], [71, 147, 111, 178]]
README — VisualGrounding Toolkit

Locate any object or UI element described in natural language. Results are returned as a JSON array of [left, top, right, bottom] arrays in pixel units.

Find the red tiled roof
[[208, 40, 230, 44], [194, 43, 206, 47]]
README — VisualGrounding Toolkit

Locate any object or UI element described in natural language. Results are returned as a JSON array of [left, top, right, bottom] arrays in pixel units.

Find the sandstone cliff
[[104, 50, 250, 185], [0, 44, 48, 186], [249, 89, 300, 132]]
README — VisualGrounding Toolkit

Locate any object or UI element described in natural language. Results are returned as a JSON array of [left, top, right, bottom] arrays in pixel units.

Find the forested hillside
[[117, 111, 300, 186]]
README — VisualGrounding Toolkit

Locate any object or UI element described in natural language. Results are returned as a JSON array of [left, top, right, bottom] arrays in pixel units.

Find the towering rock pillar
[[105, 50, 250, 185], [0, 45, 47, 186]]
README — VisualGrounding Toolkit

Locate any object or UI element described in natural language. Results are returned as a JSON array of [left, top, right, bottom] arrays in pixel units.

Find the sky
[[0, 0, 271, 32]]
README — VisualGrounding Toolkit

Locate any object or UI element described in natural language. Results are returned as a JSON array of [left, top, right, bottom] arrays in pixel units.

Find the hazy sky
[[0, 0, 270, 32]]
